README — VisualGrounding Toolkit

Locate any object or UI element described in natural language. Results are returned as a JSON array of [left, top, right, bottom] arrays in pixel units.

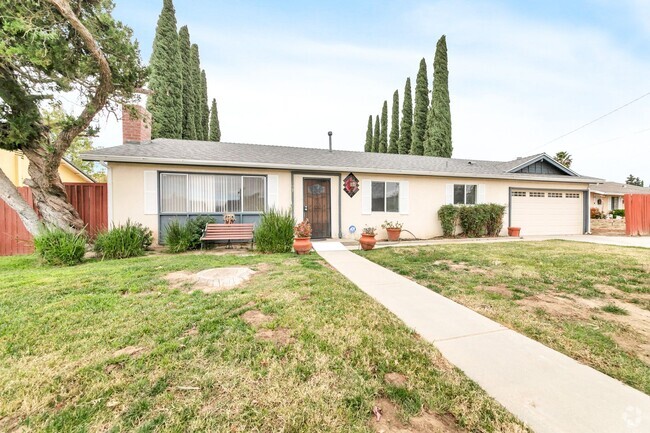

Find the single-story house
[[0, 149, 95, 186], [589, 181, 650, 215], [82, 107, 603, 243]]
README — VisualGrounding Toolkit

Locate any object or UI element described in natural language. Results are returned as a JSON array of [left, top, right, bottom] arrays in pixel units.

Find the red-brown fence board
[[0, 183, 107, 256], [625, 194, 650, 236]]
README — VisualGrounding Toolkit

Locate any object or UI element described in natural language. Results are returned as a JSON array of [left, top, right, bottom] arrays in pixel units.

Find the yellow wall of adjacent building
[[0, 150, 91, 186], [107, 161, 591, 245]]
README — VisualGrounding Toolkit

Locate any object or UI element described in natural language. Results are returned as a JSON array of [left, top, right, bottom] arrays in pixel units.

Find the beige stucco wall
[[334, 173, 588, 240], [107, 162, 591, 244], [0, 149, 91, 185], [107, 162, 292, 243]]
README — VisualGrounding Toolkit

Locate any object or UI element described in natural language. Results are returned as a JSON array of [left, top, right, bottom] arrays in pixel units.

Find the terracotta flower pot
[[508, 227, 521, 237], [359, 233, 377, 251], [386, 228, 401, 241], [293, 237, 312, 254]]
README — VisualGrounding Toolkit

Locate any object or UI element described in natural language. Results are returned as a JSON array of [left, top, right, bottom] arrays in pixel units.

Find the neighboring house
[[82, 106, 602, 244], [589, 182, 650, 215], [0, 149, 95, 186]]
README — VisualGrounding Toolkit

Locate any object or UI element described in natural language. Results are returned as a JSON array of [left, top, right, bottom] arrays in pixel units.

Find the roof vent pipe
[[328, 131, 333, 152]]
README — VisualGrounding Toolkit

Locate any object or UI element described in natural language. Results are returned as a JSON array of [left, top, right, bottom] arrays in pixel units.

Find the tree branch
[[45, 0, 113, 162]]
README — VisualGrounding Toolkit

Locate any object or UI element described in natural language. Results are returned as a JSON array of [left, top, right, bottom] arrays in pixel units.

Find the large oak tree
[[0, 0, 145, 235]]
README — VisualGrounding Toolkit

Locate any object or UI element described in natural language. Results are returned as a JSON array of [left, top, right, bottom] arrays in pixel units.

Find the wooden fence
[[625, 194, 650, 236], [0, 183, 107, 256]]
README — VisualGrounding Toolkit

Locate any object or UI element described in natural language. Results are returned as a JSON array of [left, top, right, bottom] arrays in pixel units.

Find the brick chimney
[[122, 104, 152, 144]]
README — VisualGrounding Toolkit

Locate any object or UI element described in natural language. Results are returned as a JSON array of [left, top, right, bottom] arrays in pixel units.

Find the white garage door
[[511, 190, 584, 235]]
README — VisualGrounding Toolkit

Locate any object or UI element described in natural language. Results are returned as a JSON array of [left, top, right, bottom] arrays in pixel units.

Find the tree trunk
[[23, 147, 84, 233], [0, 168, 41, 235]]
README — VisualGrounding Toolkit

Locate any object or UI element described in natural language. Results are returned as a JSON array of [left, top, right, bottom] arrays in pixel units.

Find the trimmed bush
[[33, 225, 86, 266], [590, 207, 604, 219], [484, 203, 506, 237], [164, 219, 193, 253], [458, 205, 488, 237], [437, 204, 459, 237], [255, 208, 295, 253], [438, 203, 507, 238], [612, 209, 625, 218], [94, 220, 153, 259]]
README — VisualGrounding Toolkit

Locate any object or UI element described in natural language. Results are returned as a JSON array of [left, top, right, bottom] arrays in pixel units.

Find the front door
[[303, 178, 331, 238]]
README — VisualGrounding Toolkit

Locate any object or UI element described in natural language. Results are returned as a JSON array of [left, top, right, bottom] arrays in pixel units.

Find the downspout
[[337, 172, 342, 238]]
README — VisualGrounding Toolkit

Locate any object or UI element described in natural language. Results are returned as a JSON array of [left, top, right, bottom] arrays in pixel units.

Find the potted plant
[[359, 226, 377, 251], [382, 220, 403, 241], [293, 219, 312, 254], [507, 227, 521, 237]]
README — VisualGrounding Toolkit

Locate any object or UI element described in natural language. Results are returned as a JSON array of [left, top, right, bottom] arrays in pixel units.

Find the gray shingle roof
[[589, 182, 650, 195], [82, 139, 601, 182]]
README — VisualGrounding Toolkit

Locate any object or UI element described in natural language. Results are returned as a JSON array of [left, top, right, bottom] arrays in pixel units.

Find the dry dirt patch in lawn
[[255, 328, 294, 346], [433, 260, 493, 276], [518, 293, 650, 363], [475, 284, 512, 297], [370, 398, 465, 433], [384, 372, 408, 387], [241, 310, 273, 326]]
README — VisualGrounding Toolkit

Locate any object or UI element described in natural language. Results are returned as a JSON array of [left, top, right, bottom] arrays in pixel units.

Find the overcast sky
[[93, 0, 650, 183]]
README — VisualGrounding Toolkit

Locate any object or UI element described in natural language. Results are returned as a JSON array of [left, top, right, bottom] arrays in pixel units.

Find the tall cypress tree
[[425, 35, 452, 157], [200, 70, 210, 140], [388, 90, 399, 154], [365, 115, 373, 152], [379, 101, 388, 153], [209, 98, 220, 141], [398, 78, 413, 155], [189, 44, 202, 139], [373, 115, 380, 152], [178, 25, 196, 140], [411, 58, 429, 155], [147, 0, 182, 139]]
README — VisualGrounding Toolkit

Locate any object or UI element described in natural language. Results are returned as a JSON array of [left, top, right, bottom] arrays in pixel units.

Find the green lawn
[[0, 252, 526, 432], [361, 241, 650, 394]]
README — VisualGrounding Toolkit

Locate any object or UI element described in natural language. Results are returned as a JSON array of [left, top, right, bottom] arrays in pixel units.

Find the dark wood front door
[[303, 178, 331, 239]]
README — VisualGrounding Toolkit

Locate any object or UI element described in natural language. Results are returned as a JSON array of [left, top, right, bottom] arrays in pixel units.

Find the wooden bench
[[200, 223, 254, 249]]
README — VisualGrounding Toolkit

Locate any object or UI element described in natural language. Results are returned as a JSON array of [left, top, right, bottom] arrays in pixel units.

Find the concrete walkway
[[313, 242, 650, 433]]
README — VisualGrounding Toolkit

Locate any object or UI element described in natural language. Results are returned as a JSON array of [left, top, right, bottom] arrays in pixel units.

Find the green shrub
[[484, 203, 506, 237], [255, 208, 295, 253], [612, 209, 625, 218], [186, 215, 217, 249], [94, 220, 153, 259], [458, 206, 488, 237], [165, 219, 193, 253], [457, 204, 506, 238], [33, 225, 86, 266], [437, 204, 459, 237]]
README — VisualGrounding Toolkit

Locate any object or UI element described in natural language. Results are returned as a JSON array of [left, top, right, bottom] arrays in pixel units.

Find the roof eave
[[82, 154, 602, 184], [506, 152, 580, 177]]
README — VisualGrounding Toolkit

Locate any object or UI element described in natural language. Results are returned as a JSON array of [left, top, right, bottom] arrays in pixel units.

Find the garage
[[510, 189, 585, 235]]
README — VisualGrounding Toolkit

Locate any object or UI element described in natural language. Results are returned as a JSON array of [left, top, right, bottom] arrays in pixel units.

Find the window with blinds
[[160, 173, 266, 214]]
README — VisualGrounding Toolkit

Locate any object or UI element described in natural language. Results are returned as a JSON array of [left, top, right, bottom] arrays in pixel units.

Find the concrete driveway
[[537, 235, 650, 249]]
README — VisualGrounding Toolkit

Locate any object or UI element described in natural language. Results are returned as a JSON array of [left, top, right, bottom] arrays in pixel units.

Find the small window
[[371, 181, 400, 212], [566, 193, 580, 199], [454, 184, 478, 205], [530, 192, 545, 198], [548, 192, 563, 198], [512, 191, 526, 197]]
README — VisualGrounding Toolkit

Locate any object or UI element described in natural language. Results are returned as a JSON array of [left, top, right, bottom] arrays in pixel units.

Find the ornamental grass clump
[[33, 225, 87, 266], [255, 208, 295, 253], [164, 219, 193, 253], [94, 220, 153, 259]]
